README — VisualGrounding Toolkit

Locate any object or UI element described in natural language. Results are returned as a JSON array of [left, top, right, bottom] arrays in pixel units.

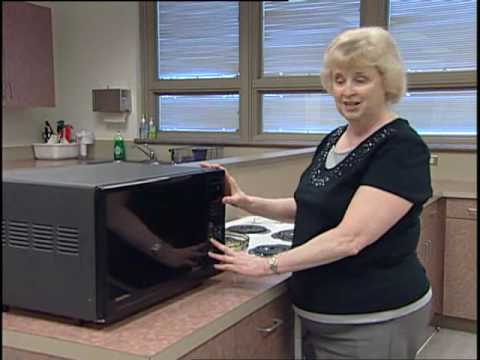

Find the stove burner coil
[[248, 244, 291, 257], [271, 229, 294, 242], [226, 224, 270, 234]]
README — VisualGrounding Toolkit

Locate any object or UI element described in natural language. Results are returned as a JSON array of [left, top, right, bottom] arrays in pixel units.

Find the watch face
[[268, 256, 278, 272], [151, 242, 162, 253]]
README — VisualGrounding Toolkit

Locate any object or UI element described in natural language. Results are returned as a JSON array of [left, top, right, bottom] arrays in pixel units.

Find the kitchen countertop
[[3, 272, 290, 360], [2, 158, 101, 170], [430, 179, 477, 199], [2, 159, 476, 360]]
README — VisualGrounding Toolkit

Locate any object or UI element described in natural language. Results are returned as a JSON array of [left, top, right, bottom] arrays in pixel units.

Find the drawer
[[446, 198, 477, 219]]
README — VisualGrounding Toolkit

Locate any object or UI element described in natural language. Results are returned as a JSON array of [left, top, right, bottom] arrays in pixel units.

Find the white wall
[[2, 1, 141, 147]]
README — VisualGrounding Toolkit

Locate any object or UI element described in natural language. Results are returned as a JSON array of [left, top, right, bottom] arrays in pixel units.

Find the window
[[262, 1, 360, 76], [258, 0, 360, 140], [392, 90, 476, 135], [158, 94, 239, 132], [262, 93, 344, 134], [389, 0, 476, 72], [388, 0, 476, 139], [142, 1, 476, 148], [156, 2, 239, 79], [143, 1, 242, 142]]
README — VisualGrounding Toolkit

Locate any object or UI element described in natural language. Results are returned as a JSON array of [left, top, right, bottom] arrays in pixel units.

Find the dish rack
[[32, 143, 80, 160], [168, 146, 223, 164]]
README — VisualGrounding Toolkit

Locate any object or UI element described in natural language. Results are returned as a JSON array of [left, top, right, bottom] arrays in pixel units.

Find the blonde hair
[[320, 27, 406, 104]]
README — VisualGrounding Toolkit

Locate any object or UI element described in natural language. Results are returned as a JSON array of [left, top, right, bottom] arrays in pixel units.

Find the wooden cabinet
[[418, 200, 445, 315], [443, 198, 477, 320], [180, 293, 294, 359], [2, 1, 55, 108]]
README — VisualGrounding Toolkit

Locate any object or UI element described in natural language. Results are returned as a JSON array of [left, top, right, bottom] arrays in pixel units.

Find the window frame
[[141, 0, 477, 149]]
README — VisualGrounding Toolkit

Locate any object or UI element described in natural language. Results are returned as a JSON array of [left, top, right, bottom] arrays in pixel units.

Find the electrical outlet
[[430, 155, 439, 166]]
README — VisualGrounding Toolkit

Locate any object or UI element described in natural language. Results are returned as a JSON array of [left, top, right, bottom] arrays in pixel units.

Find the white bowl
[[32, 143, 80, 160]]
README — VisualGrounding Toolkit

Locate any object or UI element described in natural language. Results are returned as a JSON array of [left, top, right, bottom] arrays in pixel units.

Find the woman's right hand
[[200, 163, 250, 209]]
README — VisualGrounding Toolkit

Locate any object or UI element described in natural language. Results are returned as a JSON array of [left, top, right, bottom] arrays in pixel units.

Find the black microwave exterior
[[2, 162, 225, 324]]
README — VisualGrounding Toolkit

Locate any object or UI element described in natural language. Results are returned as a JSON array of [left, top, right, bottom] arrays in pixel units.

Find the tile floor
[[416, 327, 477, 359]]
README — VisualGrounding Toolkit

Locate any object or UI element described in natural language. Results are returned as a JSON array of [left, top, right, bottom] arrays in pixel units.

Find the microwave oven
[[2, 162, 225, 324]]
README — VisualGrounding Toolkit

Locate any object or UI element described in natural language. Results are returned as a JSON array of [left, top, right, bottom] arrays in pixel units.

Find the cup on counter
[[77, 130, 95, 160]]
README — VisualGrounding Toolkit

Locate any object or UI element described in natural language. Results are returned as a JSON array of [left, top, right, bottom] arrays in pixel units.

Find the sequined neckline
[[309, 119, 400, 188]]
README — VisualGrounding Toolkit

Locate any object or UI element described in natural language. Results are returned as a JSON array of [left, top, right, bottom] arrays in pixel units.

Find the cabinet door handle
[[425, 240, 431, 258], [467, 208, 477, 215], [256, 318, 283, 333], [8, 81, 13, 99]]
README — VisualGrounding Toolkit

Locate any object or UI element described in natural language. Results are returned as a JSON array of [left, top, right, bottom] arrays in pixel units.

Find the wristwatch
[[150, 240, 163, 256], [268, 255, 279, 274]]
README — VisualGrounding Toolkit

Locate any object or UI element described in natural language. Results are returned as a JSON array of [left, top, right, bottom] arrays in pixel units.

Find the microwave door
[[99, 174, 213, 322]]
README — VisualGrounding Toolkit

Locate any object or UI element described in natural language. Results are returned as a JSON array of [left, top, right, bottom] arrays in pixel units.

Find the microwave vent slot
[[8, 220, 30, 248], [57, 226, 79, 255], [32, 224, 54, 252], [2, 219, 6, 246]]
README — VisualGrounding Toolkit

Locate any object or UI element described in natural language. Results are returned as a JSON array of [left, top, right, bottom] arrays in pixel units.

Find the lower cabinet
[[443, 198, 477, 320], [418, 200, 445, 315], [180, 293, 294, 359]]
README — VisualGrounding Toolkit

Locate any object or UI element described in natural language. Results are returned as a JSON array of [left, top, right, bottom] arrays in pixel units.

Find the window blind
[[262, 93, 345, 133], [262, 90, 477, 135], [262, 0, 360, 76], [392, 90, 477, 135], [389, 0, 476, 71], [158, 94, 239, 132], [156, 1, 239, 79]]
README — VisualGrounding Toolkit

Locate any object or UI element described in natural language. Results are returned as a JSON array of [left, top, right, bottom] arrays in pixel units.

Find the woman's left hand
[[208, 238, 270, 277]]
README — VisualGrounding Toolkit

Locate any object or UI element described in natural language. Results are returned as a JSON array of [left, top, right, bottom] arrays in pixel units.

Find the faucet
[[133, 143, 158, 161]]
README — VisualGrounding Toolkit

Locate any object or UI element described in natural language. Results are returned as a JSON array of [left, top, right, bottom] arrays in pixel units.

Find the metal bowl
[[224, 231, 249, 251]]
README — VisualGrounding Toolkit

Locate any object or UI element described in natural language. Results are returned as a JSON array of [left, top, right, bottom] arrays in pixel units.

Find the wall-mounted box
[[92, 89, 131, 112]]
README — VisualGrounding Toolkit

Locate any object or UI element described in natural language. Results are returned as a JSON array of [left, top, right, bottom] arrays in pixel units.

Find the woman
[[202, 27, 433, 359]]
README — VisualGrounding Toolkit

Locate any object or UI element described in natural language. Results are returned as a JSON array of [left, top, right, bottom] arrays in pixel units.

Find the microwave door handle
[[99, 176, 172, 190]]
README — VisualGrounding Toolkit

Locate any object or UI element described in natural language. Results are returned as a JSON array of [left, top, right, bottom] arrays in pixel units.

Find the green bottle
[[148, 117, 157, 140], [113, 131, 126, 161]]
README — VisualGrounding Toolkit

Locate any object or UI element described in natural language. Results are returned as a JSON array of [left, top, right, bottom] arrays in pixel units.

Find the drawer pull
[[256, 318, 283, 333], [467, 208, 477, 215]]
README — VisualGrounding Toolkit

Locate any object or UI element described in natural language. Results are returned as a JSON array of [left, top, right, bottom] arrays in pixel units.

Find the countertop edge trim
[[153, 281, 289, 360], [3, 330, 146, 360]]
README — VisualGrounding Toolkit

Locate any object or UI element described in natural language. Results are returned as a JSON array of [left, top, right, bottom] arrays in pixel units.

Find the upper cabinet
[[2, 1, 55, 108]]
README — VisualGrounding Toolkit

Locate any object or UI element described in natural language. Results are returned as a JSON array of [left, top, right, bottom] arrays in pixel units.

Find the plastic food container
[[32, 143, 80, 160]]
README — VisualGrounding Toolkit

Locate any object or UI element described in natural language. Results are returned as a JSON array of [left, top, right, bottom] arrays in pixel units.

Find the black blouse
[[290, 118, 433, 314]]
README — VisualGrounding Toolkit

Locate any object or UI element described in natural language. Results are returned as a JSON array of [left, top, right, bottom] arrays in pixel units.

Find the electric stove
[[225, 216, 294, 256]]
